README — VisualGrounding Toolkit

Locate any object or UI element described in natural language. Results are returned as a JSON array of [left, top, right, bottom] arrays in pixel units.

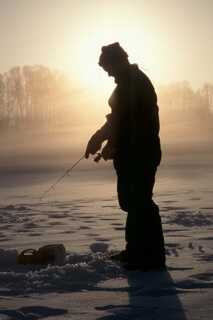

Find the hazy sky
[[1, 0, 213, 90]]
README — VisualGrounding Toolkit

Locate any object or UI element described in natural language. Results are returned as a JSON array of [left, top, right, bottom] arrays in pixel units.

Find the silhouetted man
[[85, 42, 165, 270]]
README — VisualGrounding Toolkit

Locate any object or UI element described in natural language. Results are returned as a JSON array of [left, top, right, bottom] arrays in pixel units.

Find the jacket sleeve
[[92, 113, 112, 143], [131, 75, 160, 143], [130, 74, 161, 166]]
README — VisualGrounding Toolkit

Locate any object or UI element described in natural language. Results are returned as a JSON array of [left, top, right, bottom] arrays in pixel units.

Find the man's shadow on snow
[[0, 306, 67, 320], [96, 267, 190, 320]]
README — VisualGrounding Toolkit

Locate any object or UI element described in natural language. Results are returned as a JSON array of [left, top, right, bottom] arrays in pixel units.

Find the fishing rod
[[40, 152, 102, 200]]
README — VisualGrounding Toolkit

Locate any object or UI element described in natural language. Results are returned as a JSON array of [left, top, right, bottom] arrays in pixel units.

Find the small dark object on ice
[[18, 244, 66, 265]]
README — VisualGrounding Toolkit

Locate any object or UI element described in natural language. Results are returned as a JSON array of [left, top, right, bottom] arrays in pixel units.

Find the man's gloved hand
[[85, 133, 102, 159], [102, 142, 116, 161]]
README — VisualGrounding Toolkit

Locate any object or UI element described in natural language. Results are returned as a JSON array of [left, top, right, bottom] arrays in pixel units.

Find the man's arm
[[93, 114, 112, 142], [131, 74, 159, 142], [85, 114, 112, 158]]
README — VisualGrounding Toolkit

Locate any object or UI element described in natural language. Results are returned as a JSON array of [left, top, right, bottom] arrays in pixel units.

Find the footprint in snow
[[198, 245, 205, 253], [188, 242, 194, 249]]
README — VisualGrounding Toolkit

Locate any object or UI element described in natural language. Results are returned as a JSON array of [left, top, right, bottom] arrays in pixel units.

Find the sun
[[67, 23, 153, 95]]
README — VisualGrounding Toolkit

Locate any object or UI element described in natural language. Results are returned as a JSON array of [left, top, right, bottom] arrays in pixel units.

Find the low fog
[[0, 66, 213, 173]]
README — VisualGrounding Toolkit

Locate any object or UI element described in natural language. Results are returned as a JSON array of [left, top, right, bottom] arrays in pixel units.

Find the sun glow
[[62, 4, 165, 117], [67, 22, 156, 95]]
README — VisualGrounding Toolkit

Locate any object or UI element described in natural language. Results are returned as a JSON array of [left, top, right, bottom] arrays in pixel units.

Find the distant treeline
[[0, 65, 81, 130], [0, 65, 213, 131], [158, 81, 213, 125]]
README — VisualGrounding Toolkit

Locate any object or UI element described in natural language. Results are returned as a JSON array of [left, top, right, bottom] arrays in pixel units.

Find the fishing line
[[40, 154, 85, 200], [40, 152, 102, 200]]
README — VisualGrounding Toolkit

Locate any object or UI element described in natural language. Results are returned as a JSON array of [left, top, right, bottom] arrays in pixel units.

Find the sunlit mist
[[0, 0, 213, 172]]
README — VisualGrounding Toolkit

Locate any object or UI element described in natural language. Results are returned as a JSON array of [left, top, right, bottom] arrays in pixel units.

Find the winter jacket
[[94, 64, 161, 168]]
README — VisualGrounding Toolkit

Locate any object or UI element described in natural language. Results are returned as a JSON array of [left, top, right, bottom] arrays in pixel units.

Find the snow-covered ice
[[0, 166, 213, 319]]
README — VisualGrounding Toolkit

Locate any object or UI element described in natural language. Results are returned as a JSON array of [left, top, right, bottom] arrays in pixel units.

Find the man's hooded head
[[99, 42, 128, 69], [99, 42, 130, 83]]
